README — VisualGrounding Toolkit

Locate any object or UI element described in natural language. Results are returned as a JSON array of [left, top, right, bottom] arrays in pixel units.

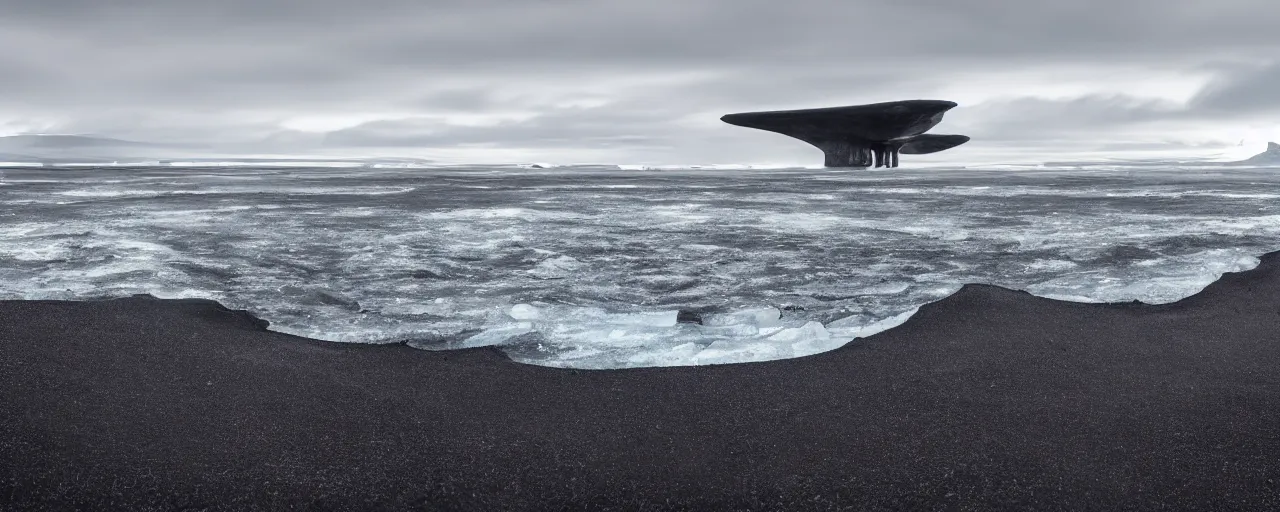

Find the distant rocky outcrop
[[1230, 142, 1280, 165]]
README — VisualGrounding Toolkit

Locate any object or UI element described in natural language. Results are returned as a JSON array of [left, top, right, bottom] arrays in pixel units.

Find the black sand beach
[[4, 254, 1280, 510]]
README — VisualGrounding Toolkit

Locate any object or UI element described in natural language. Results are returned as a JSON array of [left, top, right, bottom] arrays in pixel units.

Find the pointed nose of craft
[[720, 114, 745, 126]]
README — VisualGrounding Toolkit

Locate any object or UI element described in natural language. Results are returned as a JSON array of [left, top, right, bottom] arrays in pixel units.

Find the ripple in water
[[0, 164, 1277, 368]]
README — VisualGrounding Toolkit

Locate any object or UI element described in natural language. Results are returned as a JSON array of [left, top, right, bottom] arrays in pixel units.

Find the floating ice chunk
[[600, 310, 678, 327], [624, 342, 704, 367], [527, 255, 584, 279], [767, 321, 830, 342], [825, 308, 921, 341], [461, 322, 534, 348], [757, 326, 786, 337], [852, 308, 920, 338], [769, 321, 837, 356], [699, 324, 760, 337], [704, 307, 781, 328], [1026, 248, 1261, 304], [509, 303, 541, 320], [532, 305, 678, 328], [826, 313, 871, 330], [144, 288, 223, 300], [785, 322, 854, 356], [692, 339, 791, 365], [462, 305, 686, 364], [1034, 292, 1099, 303]]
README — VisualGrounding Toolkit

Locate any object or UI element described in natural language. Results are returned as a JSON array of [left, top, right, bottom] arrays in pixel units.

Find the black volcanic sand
[[4, 256, 1280, 510]]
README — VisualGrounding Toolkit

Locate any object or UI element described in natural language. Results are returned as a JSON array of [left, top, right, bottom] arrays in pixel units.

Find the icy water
[[2, 164, 1278, 368]]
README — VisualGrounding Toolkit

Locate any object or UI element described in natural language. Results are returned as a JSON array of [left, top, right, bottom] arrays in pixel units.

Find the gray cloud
[[1, 0, 1278, 163], [1190, 62, 1280, 114], [949, 95, 1186, 140]]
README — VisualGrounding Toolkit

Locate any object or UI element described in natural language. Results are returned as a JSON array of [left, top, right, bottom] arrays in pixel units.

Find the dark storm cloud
[[1, 0, 1278, 161]]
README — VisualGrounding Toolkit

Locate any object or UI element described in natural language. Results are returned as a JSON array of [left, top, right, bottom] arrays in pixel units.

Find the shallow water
[[2, 164, 1277, 368]]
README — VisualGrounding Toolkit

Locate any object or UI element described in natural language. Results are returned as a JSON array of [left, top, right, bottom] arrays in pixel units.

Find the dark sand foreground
[[4, 255, 1280, 510]]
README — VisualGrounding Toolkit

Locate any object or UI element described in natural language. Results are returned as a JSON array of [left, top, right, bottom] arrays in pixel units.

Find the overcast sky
[[2, 0, 1278, 164]]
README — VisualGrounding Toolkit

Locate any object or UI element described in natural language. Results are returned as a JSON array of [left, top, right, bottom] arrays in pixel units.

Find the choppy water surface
[[2, 164, 1277, 368]]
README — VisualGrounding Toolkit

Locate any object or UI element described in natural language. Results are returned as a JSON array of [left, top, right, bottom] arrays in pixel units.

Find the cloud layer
[[2, 0, 1278, 163]]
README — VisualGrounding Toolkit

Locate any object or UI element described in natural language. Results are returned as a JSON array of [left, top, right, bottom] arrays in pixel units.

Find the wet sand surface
[[4, 253, 1280, 510]]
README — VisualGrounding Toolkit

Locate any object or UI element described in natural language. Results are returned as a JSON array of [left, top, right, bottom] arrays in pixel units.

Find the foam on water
[[2, 164, 1279, 368], [52, 185, 417, 200]]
